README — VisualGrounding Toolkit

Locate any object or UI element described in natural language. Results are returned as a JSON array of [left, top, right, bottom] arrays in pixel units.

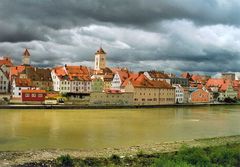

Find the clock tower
[[94, 47, 106, 71]]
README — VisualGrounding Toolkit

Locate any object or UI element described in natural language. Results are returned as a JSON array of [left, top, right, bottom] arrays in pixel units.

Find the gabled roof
[[0, 68, 8, 79], [23, 49, 30, 57], [181, 72, 191, 79], [95, 47, 106, 54], [146, 71, 169, 79], [123, 73, 173, 89], [20, 66, 52, 82], [0, 57, 13, 67], [219, 80, 231, 92], [112, 68, 132, 84], [15, 78, 32, 87], [206, 78, 225, 88], [10, 66, 26, 77], [53, 65, 91, 81]]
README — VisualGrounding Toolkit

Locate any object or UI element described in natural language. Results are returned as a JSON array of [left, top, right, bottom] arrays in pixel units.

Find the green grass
[[49, 143, 240, 167]]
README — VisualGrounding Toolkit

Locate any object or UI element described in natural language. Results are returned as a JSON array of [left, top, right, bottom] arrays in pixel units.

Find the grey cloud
[[1, 1, 240, 75]]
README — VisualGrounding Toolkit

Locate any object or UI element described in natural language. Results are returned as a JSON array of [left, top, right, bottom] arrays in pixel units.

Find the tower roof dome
[[95, 47, 106, 54], [23, 48, 30, 57]]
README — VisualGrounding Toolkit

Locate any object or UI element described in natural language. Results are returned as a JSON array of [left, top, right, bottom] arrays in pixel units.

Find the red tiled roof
[[10, 66, 26, 77], [105, 89, 123, 94], [147, 71, 169, 79], [0, 57, 13, 67], [22, 89, 46, 93], [206, 78, 225, 88], [53, 65, 91, 81], [123, 73, 173, 89], [191, 74, 210, 83], [15, 78, 32, 87]]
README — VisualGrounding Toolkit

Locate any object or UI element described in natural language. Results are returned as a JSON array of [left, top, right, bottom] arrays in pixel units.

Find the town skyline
[[1, 1, 240, 75]]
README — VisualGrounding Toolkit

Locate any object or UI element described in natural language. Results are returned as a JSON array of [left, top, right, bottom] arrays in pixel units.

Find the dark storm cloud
[[1, 0, 240, 32], [0, 0, 240, 74]]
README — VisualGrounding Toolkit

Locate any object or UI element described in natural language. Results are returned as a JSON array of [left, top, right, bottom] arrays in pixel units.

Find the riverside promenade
[[0, 103, 238, 110]]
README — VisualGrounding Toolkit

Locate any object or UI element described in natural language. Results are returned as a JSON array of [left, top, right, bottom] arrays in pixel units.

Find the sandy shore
[[0, 135, 240, 166]]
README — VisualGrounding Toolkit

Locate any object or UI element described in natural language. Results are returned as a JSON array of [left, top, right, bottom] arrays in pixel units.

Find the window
[[38, 94, 43, 98], [25, 93, 30, 97], [32, 94, 36, 97]]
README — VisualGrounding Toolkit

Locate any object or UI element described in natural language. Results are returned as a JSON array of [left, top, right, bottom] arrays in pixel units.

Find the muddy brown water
[[0, 106, 239, 151]]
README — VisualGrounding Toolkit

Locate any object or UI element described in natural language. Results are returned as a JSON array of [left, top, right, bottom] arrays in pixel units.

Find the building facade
[[189, 88, 210, 103], [170, 77, 189, 87], [90, 90, 133, 106], [172, 84, 184, 103], [22, 89, 46, 103], [124, 74, 175, 105], [12, 78, 35, 98], [51, 65, 91, 94], [0, 68, 9, 93]]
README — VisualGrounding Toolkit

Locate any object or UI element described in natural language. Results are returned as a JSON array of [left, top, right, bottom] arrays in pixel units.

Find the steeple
[[95, 47, 106, 54], [22, 48, 30, 65], [94, 47, 106, 71], [23, 48, 30, 57]]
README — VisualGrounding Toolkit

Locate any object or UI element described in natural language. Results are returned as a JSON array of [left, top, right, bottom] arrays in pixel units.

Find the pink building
[[190, 89, 210, 103]]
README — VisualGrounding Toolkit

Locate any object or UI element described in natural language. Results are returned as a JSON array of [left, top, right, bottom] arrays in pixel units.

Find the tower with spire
[[94, 47, 106, 71], [22, 48, 30, 66]]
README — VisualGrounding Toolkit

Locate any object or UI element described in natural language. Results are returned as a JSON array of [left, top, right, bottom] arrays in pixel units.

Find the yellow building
[[124, 74, 175, 105], [90, 90, 134, 106]]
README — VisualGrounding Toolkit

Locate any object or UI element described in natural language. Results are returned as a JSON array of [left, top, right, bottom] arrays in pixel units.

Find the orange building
[[190, 88, 210, 103]]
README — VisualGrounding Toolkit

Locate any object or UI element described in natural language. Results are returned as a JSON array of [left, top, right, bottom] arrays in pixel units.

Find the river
[[0, 105, 240, 151]]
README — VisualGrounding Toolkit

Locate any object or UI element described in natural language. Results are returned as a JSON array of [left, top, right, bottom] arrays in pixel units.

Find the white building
[[12, 78, 34, 98], [172, 84, 184, 103], [51, 65, 91, 94], [111, 68, 131, 91]]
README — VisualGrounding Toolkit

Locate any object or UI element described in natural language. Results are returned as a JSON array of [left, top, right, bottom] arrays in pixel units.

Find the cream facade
[[0, 68, 9, 93], [125, 81, 175, 105], [90, 91, 134, 106]]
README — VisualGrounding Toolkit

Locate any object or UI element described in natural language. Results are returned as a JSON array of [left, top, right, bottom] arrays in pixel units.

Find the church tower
[[94, 47, 106, 71], [22, 48, 30, 65]]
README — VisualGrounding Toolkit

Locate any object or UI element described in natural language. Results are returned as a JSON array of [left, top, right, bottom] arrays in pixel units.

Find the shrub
[[152, 157, 193, 167], [210, 147, 239, 166], [56, 154, 74, 167], [84, 157, 102, 166], [109, 154, 121, 165]]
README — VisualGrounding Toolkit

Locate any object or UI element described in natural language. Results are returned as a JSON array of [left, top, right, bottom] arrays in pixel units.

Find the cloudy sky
[[1, 0, 240, 75]]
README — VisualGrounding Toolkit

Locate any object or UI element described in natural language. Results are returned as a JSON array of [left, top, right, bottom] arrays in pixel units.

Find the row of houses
[[0, 48, 239, 105]]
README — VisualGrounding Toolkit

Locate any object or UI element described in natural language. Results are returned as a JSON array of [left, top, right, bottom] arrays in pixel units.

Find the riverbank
[[0, 102, 239, 109], [1, 135, 240, 166]]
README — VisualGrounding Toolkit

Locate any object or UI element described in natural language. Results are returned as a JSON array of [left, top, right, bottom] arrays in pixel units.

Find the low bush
[[56, 154, 74, 167], [109, 154, 121, 165]]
